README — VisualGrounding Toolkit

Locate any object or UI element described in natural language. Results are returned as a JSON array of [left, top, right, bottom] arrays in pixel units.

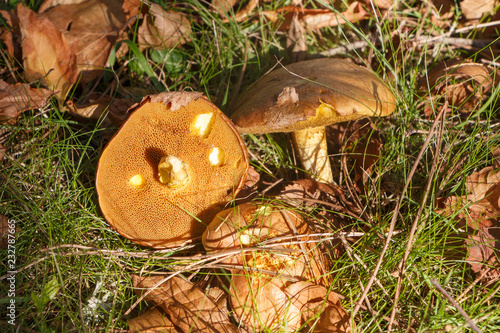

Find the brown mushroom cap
[[96, 92, 249, 248], [230, 58, 396, 134]]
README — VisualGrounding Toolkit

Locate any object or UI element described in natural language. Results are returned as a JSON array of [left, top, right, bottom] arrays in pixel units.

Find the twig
[[388, 103, 447, 331], [431, 279, 484, 333], [352, 104, 448, 320]]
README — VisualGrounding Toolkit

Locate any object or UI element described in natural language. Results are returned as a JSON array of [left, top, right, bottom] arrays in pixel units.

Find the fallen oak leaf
[[419, 59, 500, 117], [437, 164, 500, 282], [17, 3, 78, 104], [138, 3, 191, 50], [133, 275, 238, 333], [40, 0, 129, 83], [0, 9, 21, 60], [0, 79, 53, 123], [460, 0, 497, 22], [128, 307, 179, 333], [262, 2, 369, 31]]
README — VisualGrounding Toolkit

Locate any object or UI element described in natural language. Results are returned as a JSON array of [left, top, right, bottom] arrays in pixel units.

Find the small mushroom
[[202, 203, 342, 331], [231, 58, 396, 183], [202, 203, 327, 283], [96, 92, 249, 248]]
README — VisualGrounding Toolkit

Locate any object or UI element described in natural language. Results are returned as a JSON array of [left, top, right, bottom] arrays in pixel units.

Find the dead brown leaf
[[461, 0, 498, 22], [286, 281, 351, 332], [17, 3, 78, 103], [133, 275, 238, 333], [437, 164, 500, 282], [40, 0, 128, 83], [65, 94, 134, 127], [286, 14, 307, 62], [128, 307, 179, 333], [234, 164, 260, 203], [0, 144, 6, 163], [0, 9, 21, 60], [262, 2, 368, 31], [419, 59, 500, 117], [328, 118, 383, 192], [212, 0, 239, 16], [138, 3, 191, 50], [365, 0, 393, 10], [0, 80, 53, 123], [0, 215, 9, 249]]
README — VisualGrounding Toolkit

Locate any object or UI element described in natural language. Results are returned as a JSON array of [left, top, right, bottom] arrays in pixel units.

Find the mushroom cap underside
[[96, 92, 249, 248], [231, 58, 396, 134]]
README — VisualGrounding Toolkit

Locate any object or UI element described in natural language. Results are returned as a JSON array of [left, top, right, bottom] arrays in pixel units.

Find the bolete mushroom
[[96, 92, 249, 248], [201, 203, 353, 331], [230, 58, 396, 183]]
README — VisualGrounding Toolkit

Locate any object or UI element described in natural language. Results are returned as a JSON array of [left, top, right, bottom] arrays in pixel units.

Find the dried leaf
[[286, 14, 307, 62], [65, 94, 134, 127], [128, 307, 178, 333], [0, 9, 21, 60], [437, 163, 500, 282], [0, 80, 53, 122], [460, 0, 497, 22], [17, 3, 78, 103], [365, 0, 393, 9], [303, 1, 369, 30], [419, 60, 500, 117], [234, 164, 260, 203], [40, 0, 128, 83], [328, 118, 383, 192], [286, 281, 352, 332], [262, 2, 368, 31], [138, 4, 191, 50], [0, 215, 10, 250], [133, 275, 238, 333], [0, 144, 5, 162], [212, 0, 239, 15]]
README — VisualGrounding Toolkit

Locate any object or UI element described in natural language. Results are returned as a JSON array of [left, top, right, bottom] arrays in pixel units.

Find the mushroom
[[230, 58, 396, 183], [96, 92, 249, 248], [202, 203, 349, 331]]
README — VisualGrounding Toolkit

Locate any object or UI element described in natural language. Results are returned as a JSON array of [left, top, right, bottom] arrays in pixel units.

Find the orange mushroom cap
[[96, 92, 249, 248]]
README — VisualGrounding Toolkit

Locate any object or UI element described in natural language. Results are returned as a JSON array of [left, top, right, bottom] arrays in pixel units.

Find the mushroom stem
[[158, 155, 190, 189], [292, 126, 333, 184]]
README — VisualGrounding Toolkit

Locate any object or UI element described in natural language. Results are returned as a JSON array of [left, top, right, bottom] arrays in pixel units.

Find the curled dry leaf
[[437, 165, 500, 282], [419, 59, 500, 117], [128, 307, 178, 333], [133, 275, 238, 333], [17, 4, 78, 103], [0, 80, 53, 123], [138, 3, 191, 50]]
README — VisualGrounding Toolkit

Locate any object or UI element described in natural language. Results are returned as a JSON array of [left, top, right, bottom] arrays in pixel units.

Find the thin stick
[[352, 105, 448, 319], [431, 279, 484, 333]]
